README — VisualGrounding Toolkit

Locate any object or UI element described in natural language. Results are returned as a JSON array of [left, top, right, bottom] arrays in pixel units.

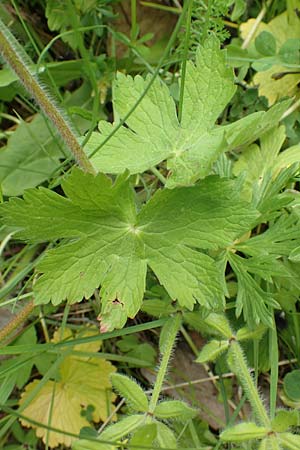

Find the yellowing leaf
[[254, 67, 300, 106], [52, 327, 102, 354], [19, 327, 116, 448], [240, 13, 300, 104], [19, 379, 89, 448]]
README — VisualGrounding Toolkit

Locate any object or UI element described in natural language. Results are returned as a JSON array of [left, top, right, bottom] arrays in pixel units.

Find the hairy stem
[[0, 18, 95, 174], [148, 315, 181, 413], [228, 340, 270, 427], [0, 300, 35, 345]]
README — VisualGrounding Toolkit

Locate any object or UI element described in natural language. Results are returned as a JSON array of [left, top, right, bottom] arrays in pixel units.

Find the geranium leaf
[[85, 36, 284, 186], [1, 168, 257, 327]]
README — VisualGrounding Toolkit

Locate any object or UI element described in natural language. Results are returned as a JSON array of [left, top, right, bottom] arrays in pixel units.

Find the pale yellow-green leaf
[[19, 328, 116, 448], [73, 439, 111, 450], [155, 422, 177, 449], [278, 432, 300, 450], [233, 125, 286, 195], [154, 400, 197, 421], [110, 373, 148, 412], [130, 423, 157, 448], [236, 324, 267, 341], [203, 313, 233, 339], [52, 326, 102, 354], [254, 68, 300, 106], [271, 409, 299, 432], [196, 340, 229, 363], [258, 438, 270, 450], [232, 125, 300, 202], [220, 422, 269, 442], [19, 379, 91, 448], [240, 13, 300, 104], [100, 414, 145, 442], [272, 144, 300, 176]]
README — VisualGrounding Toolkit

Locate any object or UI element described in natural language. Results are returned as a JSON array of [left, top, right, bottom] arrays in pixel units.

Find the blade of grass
[[269, 312, 278, 420], [0, 318, 167, 355], [215, 361, 230, 424]]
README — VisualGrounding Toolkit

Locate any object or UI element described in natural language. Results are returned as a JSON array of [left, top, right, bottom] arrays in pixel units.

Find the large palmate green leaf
[[85, 36, 289, 187], [1, 168, 257, 329]]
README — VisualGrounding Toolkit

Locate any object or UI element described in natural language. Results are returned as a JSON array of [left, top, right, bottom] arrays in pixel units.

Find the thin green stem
[[215, 361, 230, 424], [37, 26, 106, 69], [140, 1, 181, 14], [180, 325, 198, 356], [228, 341, 270, 427], [269, 314, 279, 420], [188, 422, 201, 448], [253, 339, 259, 387], [0, 251, 43, 301], [60, 305, 71, 341], [0, 293, 33, 308], [178, 0, 194, 123], [150, 166, 167, 185], [0, 18, 95, 174], [11, 0, 40, 56], [131, 0, 138, 41], [66, 0, 99, 147], [148, 315, 181, 413]]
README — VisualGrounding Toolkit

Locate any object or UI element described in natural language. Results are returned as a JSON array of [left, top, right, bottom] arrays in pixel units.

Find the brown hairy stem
[[0, 18, 96, 175], [0, 300, 35, 345]]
